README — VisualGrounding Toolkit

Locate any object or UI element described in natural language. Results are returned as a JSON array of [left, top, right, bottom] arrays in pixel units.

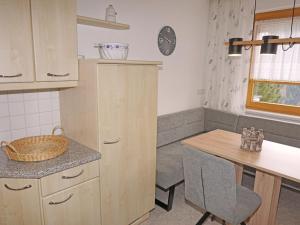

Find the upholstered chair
[[183, 147, 261, 225]]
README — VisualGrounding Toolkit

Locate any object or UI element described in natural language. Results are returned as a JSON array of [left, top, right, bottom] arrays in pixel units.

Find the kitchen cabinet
[[31, 0, 78, 82], [0, 178, 43, 225], [0, 160, 100, 225], [43, 178, 101, 225], [0, 0, 78, 91], [60, 59, 161, 225], [0, 0, 35, 83]]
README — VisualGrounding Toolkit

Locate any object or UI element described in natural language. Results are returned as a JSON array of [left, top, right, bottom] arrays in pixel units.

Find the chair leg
[[155, 185, 176, 211], [196, 212, 211, 225]]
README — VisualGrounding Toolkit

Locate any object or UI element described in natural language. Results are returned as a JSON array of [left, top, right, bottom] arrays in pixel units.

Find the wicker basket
[[1, 127, 69, 162]]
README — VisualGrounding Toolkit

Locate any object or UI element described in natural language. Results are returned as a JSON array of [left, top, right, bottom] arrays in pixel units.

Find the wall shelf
[[77, 15, 130, 30]]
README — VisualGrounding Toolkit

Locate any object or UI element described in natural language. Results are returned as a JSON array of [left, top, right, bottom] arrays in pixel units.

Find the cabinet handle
[[0, 73, 22, 78], [103, 138, 120, 145], [4, 184, 32, 191], [47, 73, 70, 77], [61, 169, 84, 179], [49, 193, 74, 205]]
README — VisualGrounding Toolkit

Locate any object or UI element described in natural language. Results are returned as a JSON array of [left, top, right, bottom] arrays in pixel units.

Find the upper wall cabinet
[[0, 0, 35, 83], [31, 0, 78, 82], [0, 0, 78, 91]]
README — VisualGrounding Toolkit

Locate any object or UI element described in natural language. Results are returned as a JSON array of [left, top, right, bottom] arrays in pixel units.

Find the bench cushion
[[157, 108, 204, 147], [204, 108, 239, 132], [156, 142, 184, 189]]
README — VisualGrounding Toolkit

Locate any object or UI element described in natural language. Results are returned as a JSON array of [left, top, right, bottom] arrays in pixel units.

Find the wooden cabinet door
[[42, 178, 101, 225], [98, 64, 158, 225], [31, 0, 78, 82], [0, 178, 43, 225], [0, 0, 34, 83]]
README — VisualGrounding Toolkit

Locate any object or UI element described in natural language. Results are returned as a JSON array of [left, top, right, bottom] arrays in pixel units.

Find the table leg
[[249, 171, 282, 225], [235, 163, 243, 185]]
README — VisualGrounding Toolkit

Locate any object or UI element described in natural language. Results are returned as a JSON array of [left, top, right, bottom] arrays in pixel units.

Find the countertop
[[0, 138, 100, 179]]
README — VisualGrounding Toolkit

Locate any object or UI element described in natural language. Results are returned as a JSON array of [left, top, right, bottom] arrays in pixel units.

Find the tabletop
[[182, 129, 300, 183]]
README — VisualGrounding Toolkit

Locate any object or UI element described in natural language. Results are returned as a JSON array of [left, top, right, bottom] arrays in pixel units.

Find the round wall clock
[[158, 26, 176, 56]]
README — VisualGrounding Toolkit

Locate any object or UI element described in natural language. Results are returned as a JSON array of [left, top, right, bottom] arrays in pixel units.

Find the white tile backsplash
[[10, 115, 26, 130], [11, 129, 26, 140], [25, 114, 40, 128], [25, 100, 39, 114], [0, 117, 10, 132], [8, 93, 24, 102], [0, 103, 9, 117], [0, 94, 8, 103], [0, 90, 60, 142], [24, 92, 38, 101], [26, 127, 41, 136], [39, 111, 53, 125], [8, 102, 25, 116]]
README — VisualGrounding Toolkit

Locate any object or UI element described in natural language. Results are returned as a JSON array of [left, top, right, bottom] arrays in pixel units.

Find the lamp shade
[[228, 38, 243, 56], [260, 35, 279, 55]]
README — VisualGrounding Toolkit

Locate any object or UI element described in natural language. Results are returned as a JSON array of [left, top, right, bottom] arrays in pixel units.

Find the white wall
[[77, 0, 209, 116]]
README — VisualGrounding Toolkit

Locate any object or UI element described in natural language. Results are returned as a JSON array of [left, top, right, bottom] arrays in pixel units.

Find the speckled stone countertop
[[0, 138, 100, 179]]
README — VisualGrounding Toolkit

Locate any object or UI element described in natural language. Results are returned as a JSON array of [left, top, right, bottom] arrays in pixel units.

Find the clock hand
[[163, 36, 171, 44]]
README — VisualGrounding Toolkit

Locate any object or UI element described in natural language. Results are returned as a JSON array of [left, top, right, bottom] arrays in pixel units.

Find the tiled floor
[[143, 175, 300, 225]]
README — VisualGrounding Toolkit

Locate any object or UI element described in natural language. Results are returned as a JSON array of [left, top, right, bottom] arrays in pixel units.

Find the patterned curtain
[[204, 0, 255, 114]]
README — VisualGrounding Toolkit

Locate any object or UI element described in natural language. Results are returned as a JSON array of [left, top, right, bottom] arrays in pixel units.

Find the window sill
[[245, 109, 300, 125]]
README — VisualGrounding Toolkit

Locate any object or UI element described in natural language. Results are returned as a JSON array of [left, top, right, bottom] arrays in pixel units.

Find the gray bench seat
[[156, 142, 184, 190], [155, 108, 204, 211]]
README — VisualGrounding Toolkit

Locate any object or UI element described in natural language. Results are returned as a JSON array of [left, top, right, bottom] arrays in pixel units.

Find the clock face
[[158, 26, 176, 56]]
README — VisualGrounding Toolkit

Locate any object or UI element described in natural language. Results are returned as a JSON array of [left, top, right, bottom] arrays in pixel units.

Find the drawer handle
[[4, 184, 32, 191], [49, 193, 73, 205], [103, 138, 120, 145], [47, 73, 70, 77], [0, 73, 22, 78], [61, 169, 84, 179]]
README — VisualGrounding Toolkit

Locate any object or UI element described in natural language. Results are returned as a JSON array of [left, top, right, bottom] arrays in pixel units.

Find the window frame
[[246, 8, 300, 116]]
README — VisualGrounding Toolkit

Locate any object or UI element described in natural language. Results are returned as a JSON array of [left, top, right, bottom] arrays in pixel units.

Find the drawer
[[42, 178, 101, 225], [41, 160, 99, 196]]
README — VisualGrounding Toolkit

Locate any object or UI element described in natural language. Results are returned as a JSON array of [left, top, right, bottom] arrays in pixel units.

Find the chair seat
[[230, 185, 262, 225]]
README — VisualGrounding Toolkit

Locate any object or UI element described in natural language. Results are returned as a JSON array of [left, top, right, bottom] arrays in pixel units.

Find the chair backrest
[[183, 146, 211, 210], [202, 154, 236, 220]]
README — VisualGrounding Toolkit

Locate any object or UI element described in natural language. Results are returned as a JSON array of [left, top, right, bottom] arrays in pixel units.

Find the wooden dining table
[[182, 129, 300, 225]]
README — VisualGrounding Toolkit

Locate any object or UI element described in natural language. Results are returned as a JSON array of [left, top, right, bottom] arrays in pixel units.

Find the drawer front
[[0, 178, 43, 225], [43, 178, 101, 225], [41, 160, 99, 196]]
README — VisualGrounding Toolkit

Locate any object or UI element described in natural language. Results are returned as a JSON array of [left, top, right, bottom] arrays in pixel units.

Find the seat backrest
[[236, 115, 300, 148], [204, 108, 239, 132], [157, 108, 205, 147], [202, 154, 236, 220], [182, 146, 211, 210]]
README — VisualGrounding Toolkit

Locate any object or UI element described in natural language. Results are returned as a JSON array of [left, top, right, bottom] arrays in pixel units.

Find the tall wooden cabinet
[[60, 59, 161, 225], [0, 0, 78, 91]]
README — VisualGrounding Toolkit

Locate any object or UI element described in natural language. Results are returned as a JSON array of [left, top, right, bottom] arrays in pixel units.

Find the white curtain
[[252, 18, 300, 82], [204, 0, 254, 114]]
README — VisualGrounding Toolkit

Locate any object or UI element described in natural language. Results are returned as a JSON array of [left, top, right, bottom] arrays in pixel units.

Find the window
[[246, 9, 300, 116]]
